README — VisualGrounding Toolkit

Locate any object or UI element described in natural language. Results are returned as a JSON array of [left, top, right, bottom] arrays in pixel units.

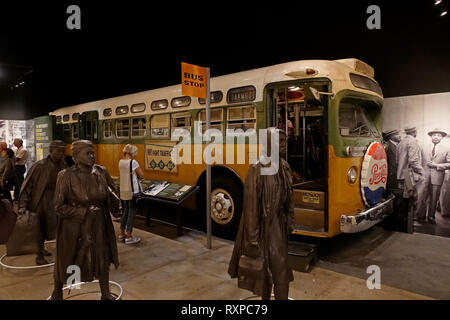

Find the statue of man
[[228, 128, 294, 300], [18, 140, 67, 265]]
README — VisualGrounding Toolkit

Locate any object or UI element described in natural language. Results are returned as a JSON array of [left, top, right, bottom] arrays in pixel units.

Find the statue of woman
[[51, 140, 119, 300]]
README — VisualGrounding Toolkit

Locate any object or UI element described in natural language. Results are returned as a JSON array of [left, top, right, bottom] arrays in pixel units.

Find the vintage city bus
[[34, 58, 394, 238]]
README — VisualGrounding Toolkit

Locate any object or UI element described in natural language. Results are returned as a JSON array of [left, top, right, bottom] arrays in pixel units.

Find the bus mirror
[[309, 87, 334, 101]]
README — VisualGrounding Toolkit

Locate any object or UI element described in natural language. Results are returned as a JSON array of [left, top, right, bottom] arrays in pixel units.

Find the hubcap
[[210, 188, 234, 225]]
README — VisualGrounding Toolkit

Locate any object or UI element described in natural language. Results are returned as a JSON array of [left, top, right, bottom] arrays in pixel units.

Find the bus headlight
[[347, 167, 357, 184]]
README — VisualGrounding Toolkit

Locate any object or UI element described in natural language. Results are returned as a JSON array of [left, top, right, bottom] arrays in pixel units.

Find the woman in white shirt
[[118, 144, 144, 244]]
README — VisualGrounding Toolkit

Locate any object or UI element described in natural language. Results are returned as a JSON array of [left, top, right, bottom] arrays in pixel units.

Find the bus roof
[[50, 58, 382, 123]]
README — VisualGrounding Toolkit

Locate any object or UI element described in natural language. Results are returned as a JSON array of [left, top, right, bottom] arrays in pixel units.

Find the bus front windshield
[[339, 98, 381, 138]]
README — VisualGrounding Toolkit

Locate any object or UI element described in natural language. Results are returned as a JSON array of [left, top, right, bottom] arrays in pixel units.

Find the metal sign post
[[181, 62, 212, 249], [205, 67, 212, 249]]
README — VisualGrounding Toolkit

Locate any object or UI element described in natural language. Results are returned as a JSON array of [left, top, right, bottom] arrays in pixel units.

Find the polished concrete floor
[[0, 220, 440, 300]]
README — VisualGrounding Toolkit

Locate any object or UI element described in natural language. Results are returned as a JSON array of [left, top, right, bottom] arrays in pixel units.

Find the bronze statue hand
[[88, 205, 100, 215]]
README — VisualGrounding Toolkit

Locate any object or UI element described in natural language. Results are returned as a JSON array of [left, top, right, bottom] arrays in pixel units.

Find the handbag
[[6, 210, 40, 256], [238, 254, 265, 280], [0, 198, 17, 244], [129, 159, 143, 206]]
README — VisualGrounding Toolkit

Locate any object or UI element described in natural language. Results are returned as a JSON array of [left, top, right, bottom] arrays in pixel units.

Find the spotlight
[[441, 10, 448, 16], [435, 0, 442, 5]]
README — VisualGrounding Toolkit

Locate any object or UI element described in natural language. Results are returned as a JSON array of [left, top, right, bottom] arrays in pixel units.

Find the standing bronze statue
[[50, 140, 119, 300], [18, 140, 67, 265], [228, 128, 294, 300]]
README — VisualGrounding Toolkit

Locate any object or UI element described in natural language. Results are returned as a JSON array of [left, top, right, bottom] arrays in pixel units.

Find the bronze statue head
[[49, 140, 66, 162], [72, 140, 95, 168]]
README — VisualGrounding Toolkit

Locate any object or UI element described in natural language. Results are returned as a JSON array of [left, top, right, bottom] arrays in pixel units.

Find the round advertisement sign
[[361, 141, 388, 207]]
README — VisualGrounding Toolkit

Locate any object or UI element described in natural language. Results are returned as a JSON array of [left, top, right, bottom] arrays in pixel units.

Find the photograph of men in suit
[[384, 129, 402, 191], [420, 129, 450, 224], [382, 129, 407, 232], [396, 126, 426, 232]]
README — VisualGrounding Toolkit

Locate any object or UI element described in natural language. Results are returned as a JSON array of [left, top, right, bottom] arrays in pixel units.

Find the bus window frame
[[103, 119, 114, 140], [226, 104, 257, 134], [338, 97, 381, 139], [131, 103, 146, 114], [151, 99, 169, 111], [116, 118, 130, 139], [171, 111, 192, 136], [131, 116, 148, 138], [103, 108, 112, 117], [72, 123, 80, 141], [150, 113, 171, 139], [196, 107, 224, 135]]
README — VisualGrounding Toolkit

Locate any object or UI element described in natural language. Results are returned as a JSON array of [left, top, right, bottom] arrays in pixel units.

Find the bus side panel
[[95, 142, 255, 185], [328, 145, 365, 237]]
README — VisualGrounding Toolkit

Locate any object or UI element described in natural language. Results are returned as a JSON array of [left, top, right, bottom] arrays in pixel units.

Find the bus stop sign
[[361, 141, 387, 207]]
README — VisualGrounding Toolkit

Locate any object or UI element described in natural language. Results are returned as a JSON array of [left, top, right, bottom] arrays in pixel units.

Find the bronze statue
[[51, 140, 119, 300], [18, 140, 67, 265], [228, 128, 294, 300]]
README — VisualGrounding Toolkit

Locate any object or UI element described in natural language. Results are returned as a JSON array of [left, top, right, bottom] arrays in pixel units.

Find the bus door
[[80, 111, 99, 162], [268, 84, 328, 234]]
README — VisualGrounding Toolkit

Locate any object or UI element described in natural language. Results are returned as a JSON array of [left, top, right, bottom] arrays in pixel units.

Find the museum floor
[[1, 220, 449, 300]]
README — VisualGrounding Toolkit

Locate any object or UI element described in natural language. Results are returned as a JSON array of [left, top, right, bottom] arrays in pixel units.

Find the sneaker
[[125, 236, 141, 245]]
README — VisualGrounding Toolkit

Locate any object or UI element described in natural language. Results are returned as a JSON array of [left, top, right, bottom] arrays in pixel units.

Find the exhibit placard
[[145, 143, 177, 173]]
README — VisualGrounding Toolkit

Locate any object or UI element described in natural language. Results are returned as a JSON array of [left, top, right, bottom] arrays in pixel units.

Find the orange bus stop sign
[[182, 62, 207, 99]]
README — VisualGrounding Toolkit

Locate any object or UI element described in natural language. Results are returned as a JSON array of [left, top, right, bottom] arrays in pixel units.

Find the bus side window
[[171, 112, 192, 136], [116, 119, 130, 138], [132, 117, 147, 137], [198, 108, 223, 134], [72, 123, 79, 140], [227, 105, 256, 134], [63, 124, 71, 142], [103, 120, 113, 139], [150, 114, 170, 138]]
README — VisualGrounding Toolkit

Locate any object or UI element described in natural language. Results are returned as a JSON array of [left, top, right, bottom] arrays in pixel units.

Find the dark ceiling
[[1, 0, 449, 119]]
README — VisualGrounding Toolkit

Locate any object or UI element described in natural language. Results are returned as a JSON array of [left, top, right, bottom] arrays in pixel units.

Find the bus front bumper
[[340, 194, 395, 234]]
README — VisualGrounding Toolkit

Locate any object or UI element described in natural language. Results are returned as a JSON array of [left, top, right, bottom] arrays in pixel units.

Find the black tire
[[198, 175, 243, 240]]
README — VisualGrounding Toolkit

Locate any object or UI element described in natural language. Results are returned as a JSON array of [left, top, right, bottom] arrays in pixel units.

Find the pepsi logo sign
[[361, 141, 388, 207]]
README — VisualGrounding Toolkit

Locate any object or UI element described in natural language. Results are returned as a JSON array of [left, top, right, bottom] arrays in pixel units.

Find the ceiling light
[[435, 0, 442, 5], [441, 11, 448, 16]]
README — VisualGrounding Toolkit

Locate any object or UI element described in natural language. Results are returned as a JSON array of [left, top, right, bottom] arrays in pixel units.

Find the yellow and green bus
[[34, 58, 394, 238]]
